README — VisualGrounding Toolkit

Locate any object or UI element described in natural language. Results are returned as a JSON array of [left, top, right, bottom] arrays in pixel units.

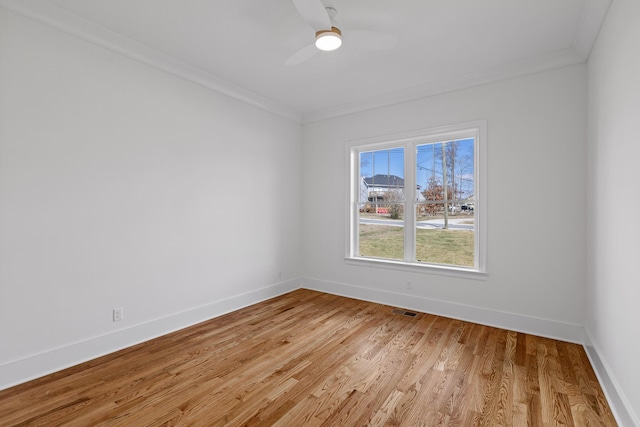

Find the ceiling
[[1, 0, 611, 122]]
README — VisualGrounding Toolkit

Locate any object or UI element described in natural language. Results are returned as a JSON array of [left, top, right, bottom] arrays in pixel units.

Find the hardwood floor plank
[[369, 388, 404, 426], [0, 290, 617, 426]]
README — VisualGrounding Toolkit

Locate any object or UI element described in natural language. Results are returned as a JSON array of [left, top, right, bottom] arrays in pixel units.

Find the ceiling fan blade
[[285, 43, 320, 66], [291, 0, 331, 32], [344, 30, 398, 50]]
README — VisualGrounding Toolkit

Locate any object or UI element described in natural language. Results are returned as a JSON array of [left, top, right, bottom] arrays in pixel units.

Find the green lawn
[[359, 225, 474, 267]]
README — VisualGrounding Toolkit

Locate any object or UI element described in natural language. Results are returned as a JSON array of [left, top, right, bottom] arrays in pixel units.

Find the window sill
[[345, 257, 488, 281]]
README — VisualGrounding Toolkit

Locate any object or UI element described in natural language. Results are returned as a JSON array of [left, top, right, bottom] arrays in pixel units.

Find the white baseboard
[[5, 278, 635, 426], [0, 279, 300, 391], [584, 329, 639, 427], [301, 277, 585, 344]]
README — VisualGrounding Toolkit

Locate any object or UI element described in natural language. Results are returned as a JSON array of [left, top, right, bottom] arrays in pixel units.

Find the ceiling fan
[[286, 0, 398, 66]]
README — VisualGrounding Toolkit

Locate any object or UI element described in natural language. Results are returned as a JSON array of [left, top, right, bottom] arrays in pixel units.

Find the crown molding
[[0, 0, 302, 123], [2, 0, 609, 126], [573, 0, 612, 60], [302, 48, 586, 123], [301, 0, 611, 123]]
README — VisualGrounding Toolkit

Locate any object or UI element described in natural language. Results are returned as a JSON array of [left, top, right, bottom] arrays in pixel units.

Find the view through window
[[349, 122, 485, 273]]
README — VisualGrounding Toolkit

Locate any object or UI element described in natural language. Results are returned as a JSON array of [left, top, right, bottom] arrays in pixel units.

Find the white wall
[[302, 65, 588, 343], [587, 0, 640, 424], [0, 8, 301, 389]]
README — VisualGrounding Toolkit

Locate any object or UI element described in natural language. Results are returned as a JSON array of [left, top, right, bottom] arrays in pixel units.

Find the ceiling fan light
[[315, 27, 342, 51]]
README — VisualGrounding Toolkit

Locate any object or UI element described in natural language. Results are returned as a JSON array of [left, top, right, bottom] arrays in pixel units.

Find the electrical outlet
[[113, 307, 124, 322], [406, 281, 413, 290], [278, 270, 282, 279]]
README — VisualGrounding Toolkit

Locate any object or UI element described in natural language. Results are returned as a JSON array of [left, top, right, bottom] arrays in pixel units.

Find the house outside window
[[346, 120, 487, 278]]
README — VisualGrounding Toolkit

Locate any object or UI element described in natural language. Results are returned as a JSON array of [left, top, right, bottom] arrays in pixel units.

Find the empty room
[[0, 0, 638, 425]]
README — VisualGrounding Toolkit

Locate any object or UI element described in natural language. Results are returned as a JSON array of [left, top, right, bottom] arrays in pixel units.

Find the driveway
[[360, 217, 473, 230]]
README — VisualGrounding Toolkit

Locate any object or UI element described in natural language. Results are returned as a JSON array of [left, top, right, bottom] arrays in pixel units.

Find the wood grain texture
[[0, 290, 617, 426]]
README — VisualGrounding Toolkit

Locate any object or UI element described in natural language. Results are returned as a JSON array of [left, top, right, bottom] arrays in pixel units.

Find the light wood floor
[[0, 289, 617, 426]]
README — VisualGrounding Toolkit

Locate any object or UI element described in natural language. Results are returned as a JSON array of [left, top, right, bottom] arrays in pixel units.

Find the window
[[347, 121, 486, 277]]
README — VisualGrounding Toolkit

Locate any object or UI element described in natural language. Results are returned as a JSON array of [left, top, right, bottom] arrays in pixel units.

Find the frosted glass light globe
[[315, 28, 342, 51]]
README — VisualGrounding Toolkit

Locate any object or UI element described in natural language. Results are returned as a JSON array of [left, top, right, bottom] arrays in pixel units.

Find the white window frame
[[345, 120, 487, 280]]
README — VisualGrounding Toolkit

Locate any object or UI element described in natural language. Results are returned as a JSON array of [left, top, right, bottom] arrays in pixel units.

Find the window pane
[[358, 204, 404, 260], [360, 148, 405, 203], [415, 203, 474, 266], [359, 148, 405, 260], [415, 138, 475, 267], [416, 138, 474, 204]]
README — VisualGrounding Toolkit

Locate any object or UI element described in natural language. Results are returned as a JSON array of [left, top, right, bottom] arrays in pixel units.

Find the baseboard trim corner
[[583, 330, 639, 427]]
